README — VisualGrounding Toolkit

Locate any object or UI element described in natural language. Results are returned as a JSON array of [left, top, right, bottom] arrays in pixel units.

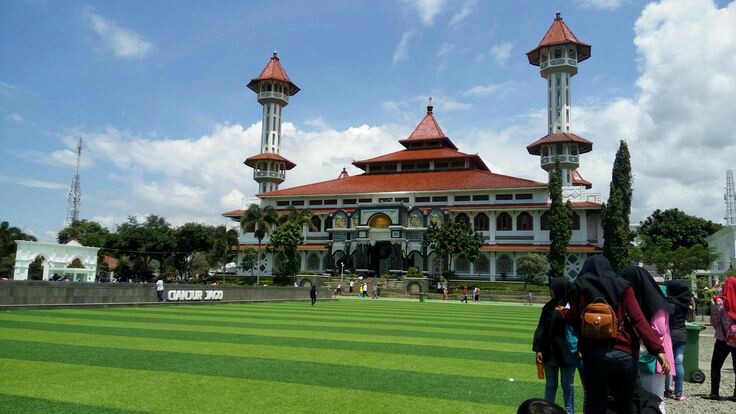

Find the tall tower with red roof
[[526, 12, 593, 188], [244, 52, 299, 194]]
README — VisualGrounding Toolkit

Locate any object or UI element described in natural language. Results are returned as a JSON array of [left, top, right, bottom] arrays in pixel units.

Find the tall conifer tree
[[603, 140, 633, 272], [549, 159, 571, 278]]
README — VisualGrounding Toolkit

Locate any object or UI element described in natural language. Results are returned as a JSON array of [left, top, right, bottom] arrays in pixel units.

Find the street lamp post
[[340, 262, 345, 290]]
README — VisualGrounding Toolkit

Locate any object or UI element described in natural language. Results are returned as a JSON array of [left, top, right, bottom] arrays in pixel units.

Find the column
[[488, 211, 496, 244]]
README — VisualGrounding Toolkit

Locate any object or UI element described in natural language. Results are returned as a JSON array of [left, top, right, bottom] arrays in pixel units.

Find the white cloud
[[574, 0, 624, 10], [393, 30, 414, 63], [448, 0, 476, 27], [84, 10, 153, 59], [462, 81, 515, 97], [52, 121, 404, 228], [405, 0, 447, 26], [5, 112, 23, 123], [570, 0, 736, 222], [0, 174, 67, 190], [437, 42, 455, 57], [490, 42, 513, 66]]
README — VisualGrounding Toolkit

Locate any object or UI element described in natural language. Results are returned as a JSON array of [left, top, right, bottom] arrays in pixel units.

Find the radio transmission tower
[[726, 169, 736, 226], [65, 137, 83, 226]]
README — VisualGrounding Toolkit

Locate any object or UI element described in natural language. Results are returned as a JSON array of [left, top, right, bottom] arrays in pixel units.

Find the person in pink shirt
[[619, 266, 675, 413], [705, 276, 736, 401]]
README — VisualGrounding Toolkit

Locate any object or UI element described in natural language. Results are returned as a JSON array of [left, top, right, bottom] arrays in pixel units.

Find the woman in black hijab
[[620, 266, 675, 413], [533, 278, 579, 413], [557, 255, 668, 414], [663, 280, 691, 400]]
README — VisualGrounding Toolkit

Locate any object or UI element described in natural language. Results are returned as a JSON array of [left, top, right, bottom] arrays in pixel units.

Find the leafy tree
[[0, 221, 37, 277], [638, 208, 722, 249], [110, 215, 175, 281], [517, 253, 549, 290], [603, 140, 634, 272], [549, 159, 571, 279], [189, 252, 211, 279], [423, 220, 483, 279], [640, 236, 720, 279], [240, 247, 258, 276], [240, 204, 278, 284], [209, 225, 238, 271], [268, 221, 304, 282], [277, 206, 316, 230], [173, 222, 213, 278], [57, 220, 109, 247]]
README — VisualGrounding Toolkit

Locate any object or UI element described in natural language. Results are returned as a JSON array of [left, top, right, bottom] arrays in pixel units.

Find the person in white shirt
[[156, 278, 165, 302], [349, 280, 354, 293]]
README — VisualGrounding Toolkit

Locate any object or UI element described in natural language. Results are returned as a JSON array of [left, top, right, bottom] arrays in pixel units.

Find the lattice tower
[[726, 169, 736, 225], [65, 137, 83, 226]]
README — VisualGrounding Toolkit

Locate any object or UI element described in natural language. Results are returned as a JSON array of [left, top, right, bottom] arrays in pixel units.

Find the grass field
[[0, 298, 582, 413]]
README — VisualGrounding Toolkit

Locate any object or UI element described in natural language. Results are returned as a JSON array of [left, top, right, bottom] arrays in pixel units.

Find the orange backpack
[[581, 298, 622, 340]]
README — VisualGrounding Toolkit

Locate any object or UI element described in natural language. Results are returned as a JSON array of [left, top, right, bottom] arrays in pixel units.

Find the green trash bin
[[419, 293, 425, 302], [684, 322, 706, 383]]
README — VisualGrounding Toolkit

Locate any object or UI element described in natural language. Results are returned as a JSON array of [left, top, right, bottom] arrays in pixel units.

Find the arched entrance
[[28, 255, 46, 280]]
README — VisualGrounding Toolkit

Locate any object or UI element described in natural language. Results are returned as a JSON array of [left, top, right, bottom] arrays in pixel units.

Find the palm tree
[[240, 204, 278, 285], [278, 206, 317, 231]]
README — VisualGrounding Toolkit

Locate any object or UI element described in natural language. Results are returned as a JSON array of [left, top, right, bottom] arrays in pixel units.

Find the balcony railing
[[541, 155, 579, 165], [258, 91, 288, 102], [540, 58, 577, 70], [254, 170, 286, 180]]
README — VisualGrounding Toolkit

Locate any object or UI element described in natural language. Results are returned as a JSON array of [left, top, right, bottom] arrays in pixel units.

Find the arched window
[[542, 146, 549, 156], [408, 211, 423, 228], [68, 258, 83, 268], [310, 216, 322, 232], [324, 216, 333, 230], [306, 253, 320, 270], [497, 255, 513, 275], [455, 255, 469, 273], [369, 214, 390, 228], [571, 212, 581, 230], [475, 254, 490, 274], [474, 213, 489, 231], [455, 213, 470, 225], [541, 211, 551, 231], [496, 212, 512, 231], [517, 212, 533, 231]]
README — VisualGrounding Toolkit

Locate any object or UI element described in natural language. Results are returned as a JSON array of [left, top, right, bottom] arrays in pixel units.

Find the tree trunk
[[256, 241, 261, 285]]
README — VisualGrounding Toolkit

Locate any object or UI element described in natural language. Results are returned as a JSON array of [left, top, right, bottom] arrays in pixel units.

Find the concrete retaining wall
[[0, 280, 330, 309]]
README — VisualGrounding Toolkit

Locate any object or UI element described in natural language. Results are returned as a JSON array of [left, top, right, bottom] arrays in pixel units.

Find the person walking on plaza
[[619, 266, 675, 413], [462, 285, 468, 303], [527, 291, 534, 305], [705, 276, 736, 401], [533, 278, 580, 414], [442, 286, 448, 301], [363, 282, 368, 298], [310, 284, 317, 306], [663, 279, 691, 401], [473, 287, 480, 303], [349, 280, 354, 293], [155, 278, 165, 302], [556, 255, 669, 414]]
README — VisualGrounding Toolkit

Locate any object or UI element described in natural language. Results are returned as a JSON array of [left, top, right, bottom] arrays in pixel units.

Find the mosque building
[[224, 13, 603, 280]]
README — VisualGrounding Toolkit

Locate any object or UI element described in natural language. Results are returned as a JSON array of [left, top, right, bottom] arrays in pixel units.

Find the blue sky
[[2, 0, 736, 241]]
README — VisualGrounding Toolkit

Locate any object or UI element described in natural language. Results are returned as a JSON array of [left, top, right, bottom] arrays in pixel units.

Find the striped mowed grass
[[0, 298, 582, 413]]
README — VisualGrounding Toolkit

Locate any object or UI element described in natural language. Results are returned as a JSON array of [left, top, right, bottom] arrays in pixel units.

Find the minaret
[[244, 52, 299, 194], [525, 12, 593, 187]]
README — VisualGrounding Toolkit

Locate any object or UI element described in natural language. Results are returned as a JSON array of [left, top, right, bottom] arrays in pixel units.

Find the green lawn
[[0, 298, 582, 413]]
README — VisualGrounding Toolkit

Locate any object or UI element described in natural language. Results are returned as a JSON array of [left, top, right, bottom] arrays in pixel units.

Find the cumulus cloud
[[490, 42, 513, 66], [574, 0, 624, 10], [392, 30, 414, 63], [52, 121, 404, 227], [405, 0, 447, 26], [84, 10, 153, 59]]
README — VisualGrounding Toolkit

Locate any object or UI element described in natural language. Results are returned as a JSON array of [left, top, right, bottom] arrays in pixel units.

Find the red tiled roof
[[526, 133, 593, 155], [572, 169, 592, 189], [257, 169, 546, 197], [353, 148, 489, 171], [398, 105, 458, 150], [247, 52, 300, 95], [481, 244, 601, 252], [244, 152, 296, 169], [527, 13, 591, 66]]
